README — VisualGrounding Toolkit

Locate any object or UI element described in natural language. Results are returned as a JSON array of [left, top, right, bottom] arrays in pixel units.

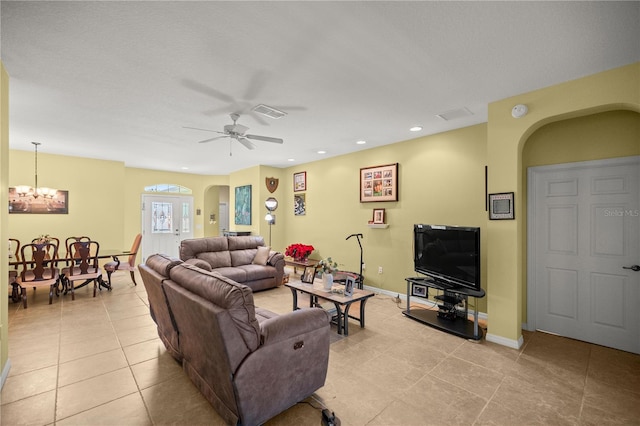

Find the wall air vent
[[435, 107, 473, 121], [252, 104, 287, 119]]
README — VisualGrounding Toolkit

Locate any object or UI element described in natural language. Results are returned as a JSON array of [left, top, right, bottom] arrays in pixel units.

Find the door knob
[[623, 265, 640, 272]]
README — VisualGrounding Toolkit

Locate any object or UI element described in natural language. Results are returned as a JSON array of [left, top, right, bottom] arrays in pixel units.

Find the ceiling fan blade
[[237, 137, 256, 150], [198, 135, 228, 144], [245, 134, 284, 144], [183, 126, 225, 134], [181, 79, 234, 103]]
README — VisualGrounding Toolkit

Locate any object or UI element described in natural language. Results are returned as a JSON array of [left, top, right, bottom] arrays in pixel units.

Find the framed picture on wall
[[360, 163, 398, 202], [8, 188, 69, 214], [293, 171, 306, 192], [489, 192, 515, 220], [234, 185, 252, 225], [294, 193, 306, 216]]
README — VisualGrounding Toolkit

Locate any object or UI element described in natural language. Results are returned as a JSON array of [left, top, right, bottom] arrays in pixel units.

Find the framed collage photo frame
[[293, 171, 306, 192], [360, 163, 398, 202], [489, 192, 515, 220]]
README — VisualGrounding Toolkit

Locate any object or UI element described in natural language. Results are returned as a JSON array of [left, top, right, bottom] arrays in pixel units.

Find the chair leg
[[106, 270, 113, 286], [93, 279, 97, 297], [130, 271, 137, 286], [48, 285, 53, 305], [71, 279, 75, 301], [21, 287, 27, 309]]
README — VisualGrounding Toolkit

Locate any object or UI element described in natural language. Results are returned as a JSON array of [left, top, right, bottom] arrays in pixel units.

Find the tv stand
[[403, 277, 485, 340]]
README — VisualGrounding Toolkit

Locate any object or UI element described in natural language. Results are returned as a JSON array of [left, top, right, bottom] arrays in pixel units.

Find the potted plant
[[285, 243, 315, 262], [317, 257, 338, 290]]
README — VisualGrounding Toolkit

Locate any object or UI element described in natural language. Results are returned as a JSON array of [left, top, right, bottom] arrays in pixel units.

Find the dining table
[[8, 248, 133, 302]]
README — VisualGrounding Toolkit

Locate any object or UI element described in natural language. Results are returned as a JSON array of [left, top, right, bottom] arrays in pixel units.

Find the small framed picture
[[411, 283, 427, 298], [372, 208, 385, 224], [344, 276, 355, 296], [301, 266, 316, 284], [489, 192, 515, 220], [293, 171, 307, 192]]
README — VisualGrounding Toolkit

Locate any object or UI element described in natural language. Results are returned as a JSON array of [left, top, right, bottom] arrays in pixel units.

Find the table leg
[[331, 302, 343, 335], [288, 287, 299, 311], [359, 299, 369, 328]]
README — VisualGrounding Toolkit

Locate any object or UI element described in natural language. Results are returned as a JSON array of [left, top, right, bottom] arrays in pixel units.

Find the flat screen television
[[413, 224, 481, 291]]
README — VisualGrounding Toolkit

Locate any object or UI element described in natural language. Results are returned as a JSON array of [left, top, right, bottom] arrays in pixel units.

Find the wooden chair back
[[20, 242, 59, 282], [68, 241, 101, 276], [30, 237, 60, 260]]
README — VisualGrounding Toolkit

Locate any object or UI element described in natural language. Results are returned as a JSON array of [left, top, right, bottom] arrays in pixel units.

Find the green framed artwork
[[235, 185, 252, 225]]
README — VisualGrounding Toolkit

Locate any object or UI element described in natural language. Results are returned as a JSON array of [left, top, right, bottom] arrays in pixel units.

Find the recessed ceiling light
[[356, 140, 366, 145], [287, 158, 295, 162], [181, 167, 189, 170], [317, 150, 327, 154], [410, 126, 422, 132]]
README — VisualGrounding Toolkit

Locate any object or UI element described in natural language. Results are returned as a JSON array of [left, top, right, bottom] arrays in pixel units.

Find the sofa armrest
[[260, 307, 331, 346], [267, 251, 284, 267], [233, 307, 331, 426]]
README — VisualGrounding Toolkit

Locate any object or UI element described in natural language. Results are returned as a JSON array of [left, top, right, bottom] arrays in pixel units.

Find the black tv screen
[[413, 224, 481, 291]]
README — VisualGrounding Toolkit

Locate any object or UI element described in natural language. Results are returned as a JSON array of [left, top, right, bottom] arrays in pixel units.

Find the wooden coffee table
[[285, 281, 375, 335]]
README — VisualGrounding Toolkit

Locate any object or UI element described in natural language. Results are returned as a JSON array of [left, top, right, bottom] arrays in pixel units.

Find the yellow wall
[[1, 61, 9, 385], [277, 124, 488, 312], [8, 152, 125, 248], [486, 62, 640, 347]]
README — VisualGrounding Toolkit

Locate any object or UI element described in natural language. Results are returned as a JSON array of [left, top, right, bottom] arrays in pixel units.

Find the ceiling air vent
[[252, 104, 287, 119], [435, 107, 473, 121]]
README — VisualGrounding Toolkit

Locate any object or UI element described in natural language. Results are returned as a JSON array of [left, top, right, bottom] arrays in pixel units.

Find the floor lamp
[[264, 197, 278, 246]]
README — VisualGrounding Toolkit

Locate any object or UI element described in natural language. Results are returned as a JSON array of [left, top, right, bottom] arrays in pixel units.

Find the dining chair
[[8, 238, 21, 302], [63, 236, 91, 266], [104, 233, 142, 286], [16, 242, 61, 308], [61, 240, 104, 300], [31, 236, 60, 260]]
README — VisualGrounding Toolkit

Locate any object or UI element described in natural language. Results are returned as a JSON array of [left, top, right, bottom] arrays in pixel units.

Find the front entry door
[[528, 157, 640, 354], [141, 195, 194, 262]]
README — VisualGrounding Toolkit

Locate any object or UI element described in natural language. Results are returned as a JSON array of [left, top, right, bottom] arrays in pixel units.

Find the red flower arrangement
[[285, 243, 315, 261]]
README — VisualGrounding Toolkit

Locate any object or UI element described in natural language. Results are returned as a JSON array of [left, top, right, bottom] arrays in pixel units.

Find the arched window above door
[[144, 184, 192, 194]]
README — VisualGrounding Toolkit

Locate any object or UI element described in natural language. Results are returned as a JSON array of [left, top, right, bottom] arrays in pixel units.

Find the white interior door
[[219, 202, 229, 235], [528, 157, 640, 354], [141, 194, 194, 262]]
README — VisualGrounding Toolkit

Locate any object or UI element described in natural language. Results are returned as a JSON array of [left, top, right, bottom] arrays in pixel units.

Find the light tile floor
[[2, 271, 639, 425]]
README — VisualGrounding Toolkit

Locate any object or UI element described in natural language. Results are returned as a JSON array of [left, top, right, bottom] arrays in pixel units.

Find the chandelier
[[15, 142, 57, 199]]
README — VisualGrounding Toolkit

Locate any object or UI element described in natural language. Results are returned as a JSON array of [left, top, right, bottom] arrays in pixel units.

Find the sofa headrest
[[180, 237, 229, 260], [168, 263, 260, 351], [145, 254, 183, 277], [227, 236, 265, 251]]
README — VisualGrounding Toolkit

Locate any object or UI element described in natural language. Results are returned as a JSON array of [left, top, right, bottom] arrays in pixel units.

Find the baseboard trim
[[486, 333, 524, 350]]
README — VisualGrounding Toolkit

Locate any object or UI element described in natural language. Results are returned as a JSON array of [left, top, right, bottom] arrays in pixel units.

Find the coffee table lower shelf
[[403, 309, 483, 340]]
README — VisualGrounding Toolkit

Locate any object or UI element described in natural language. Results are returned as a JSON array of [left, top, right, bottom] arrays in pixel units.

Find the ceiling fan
[[184, 113, 284, 153]]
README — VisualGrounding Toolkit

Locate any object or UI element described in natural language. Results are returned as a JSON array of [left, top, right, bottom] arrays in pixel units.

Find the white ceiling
[[2, 1, 639, 175]]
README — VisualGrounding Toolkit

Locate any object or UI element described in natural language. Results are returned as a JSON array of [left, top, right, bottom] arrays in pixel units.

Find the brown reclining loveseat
[[179, 236, 285, 292], [139, 253, 331, 426]]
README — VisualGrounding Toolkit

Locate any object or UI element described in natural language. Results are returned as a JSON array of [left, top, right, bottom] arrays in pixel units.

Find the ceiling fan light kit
[[186, 113, 284, 156]]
